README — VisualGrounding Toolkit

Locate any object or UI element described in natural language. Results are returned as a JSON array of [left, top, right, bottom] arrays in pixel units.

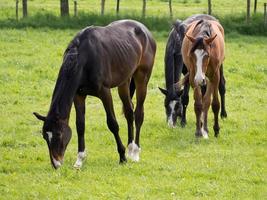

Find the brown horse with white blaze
[[33, 20, 156, 169], [181, 19, 225, 138]]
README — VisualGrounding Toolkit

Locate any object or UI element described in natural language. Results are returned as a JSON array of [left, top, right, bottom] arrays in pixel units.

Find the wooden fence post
[[254, 0, 257, 13], [169, 0, 173, 19], [247, 0, 251, 23], [16, 0, 19, 21], [208, 0, 212, 15], [116, 0, 120, 15], [264, 3, 267, 26], [142, 0, 146, 18], [22, 0, 27, 18], [74, 0, 77, 17], [101, 0, 105, 16]]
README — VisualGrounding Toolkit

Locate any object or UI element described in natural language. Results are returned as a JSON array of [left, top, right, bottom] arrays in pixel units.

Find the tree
[[142, 0, 146, 18], [22, 0, 27, 17], [116, 0, 120, 15], [208, 0, 212, 15], [60, 0, 69, 17], [169, 0, 173, 19], [101, 0, 105, 15]]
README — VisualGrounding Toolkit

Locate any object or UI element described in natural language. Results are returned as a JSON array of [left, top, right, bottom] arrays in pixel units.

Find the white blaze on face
[[167, 100, 178, 128], [46, 131, 53, 143], [194, 49, 207, 86]]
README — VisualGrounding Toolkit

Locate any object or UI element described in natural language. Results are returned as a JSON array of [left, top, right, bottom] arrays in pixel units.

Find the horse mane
[[190, 37, 204, 53], [190, 20, 213, 53], [49, 31, 86, 119]]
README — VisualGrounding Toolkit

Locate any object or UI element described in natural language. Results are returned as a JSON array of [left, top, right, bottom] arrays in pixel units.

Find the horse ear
[[205, 34, 217, 44], [158, 87, 168, 96], [186, 34, 196, 43], [33, 112, 46, 121]]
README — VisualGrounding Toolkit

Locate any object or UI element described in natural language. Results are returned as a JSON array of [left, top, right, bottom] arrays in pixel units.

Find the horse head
[[185, 33, 217, 87], [159, 84, 184, 128], [33, 112, 72, 169]]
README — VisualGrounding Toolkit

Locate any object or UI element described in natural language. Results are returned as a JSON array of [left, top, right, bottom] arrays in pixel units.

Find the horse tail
[[129, 78, 135, 99]]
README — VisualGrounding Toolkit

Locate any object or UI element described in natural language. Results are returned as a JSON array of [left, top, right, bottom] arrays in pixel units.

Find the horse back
[[78, 20, 156, 88]]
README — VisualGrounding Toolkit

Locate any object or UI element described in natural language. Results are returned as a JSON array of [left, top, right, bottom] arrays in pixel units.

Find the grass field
[[0, 1, 267, 199]]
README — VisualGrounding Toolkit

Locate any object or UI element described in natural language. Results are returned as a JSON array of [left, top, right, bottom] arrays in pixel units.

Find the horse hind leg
[[118, 82, 135, 159], [128, 68, 151, 162], [73, 94, 87, 168], [219, 64, 227, 118], [99, 87, 126, 163]]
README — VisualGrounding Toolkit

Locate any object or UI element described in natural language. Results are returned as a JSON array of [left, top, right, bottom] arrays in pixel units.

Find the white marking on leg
[[74, 151, 86, 168], [128, 141, 141, 162], [200, 112, 204, 124], [194, 49, 207, 86], [201, 127, 209, 139]]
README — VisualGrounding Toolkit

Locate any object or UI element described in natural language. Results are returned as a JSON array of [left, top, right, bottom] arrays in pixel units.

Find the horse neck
[[48, 59, 82, 121], [165, 31, 182, 90]]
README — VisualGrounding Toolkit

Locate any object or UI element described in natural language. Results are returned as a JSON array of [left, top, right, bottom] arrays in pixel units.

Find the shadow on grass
[[0, 12, 266, 35]]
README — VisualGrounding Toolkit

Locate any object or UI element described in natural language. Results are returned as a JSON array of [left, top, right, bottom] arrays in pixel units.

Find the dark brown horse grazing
[[33, 20, 156, 169], [181, 19, 225, 138]]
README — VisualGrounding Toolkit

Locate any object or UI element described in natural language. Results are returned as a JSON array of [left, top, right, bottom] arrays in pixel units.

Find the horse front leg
[[99, 87, 126, 163], [181, 75, 190, 127], [193, 87, 203, 137], [202, 83, 213, 139], [73, 94, 87, 168]]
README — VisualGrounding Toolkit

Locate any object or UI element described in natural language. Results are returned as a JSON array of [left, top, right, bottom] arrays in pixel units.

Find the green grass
[[0, 1, 267, 199]]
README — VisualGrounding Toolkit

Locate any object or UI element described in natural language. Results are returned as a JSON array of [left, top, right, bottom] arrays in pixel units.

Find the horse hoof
[[202, 128, 209, 139], [73, 151, 86, 169], [128, 141, 141, 162], [119, 158, 127, 164], [180, 120, 186, 128], [195, 129, 209, 139], [220, 111, 227, 119]]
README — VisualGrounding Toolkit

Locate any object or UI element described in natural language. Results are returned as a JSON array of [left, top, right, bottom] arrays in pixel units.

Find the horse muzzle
[[50, 152, 64, 169], [194, 74, 207, 87]]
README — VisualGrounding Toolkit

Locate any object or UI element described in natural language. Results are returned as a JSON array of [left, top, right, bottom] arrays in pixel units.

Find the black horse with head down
[[34, 20, 156, 169], [159, 14, 227, 128]]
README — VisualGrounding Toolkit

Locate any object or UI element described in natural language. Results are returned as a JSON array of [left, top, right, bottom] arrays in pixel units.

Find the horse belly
[[107, 50, 141, 88]]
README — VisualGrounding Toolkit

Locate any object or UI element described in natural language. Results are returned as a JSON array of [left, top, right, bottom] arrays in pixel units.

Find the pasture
[[0, 0, 267, 199]]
